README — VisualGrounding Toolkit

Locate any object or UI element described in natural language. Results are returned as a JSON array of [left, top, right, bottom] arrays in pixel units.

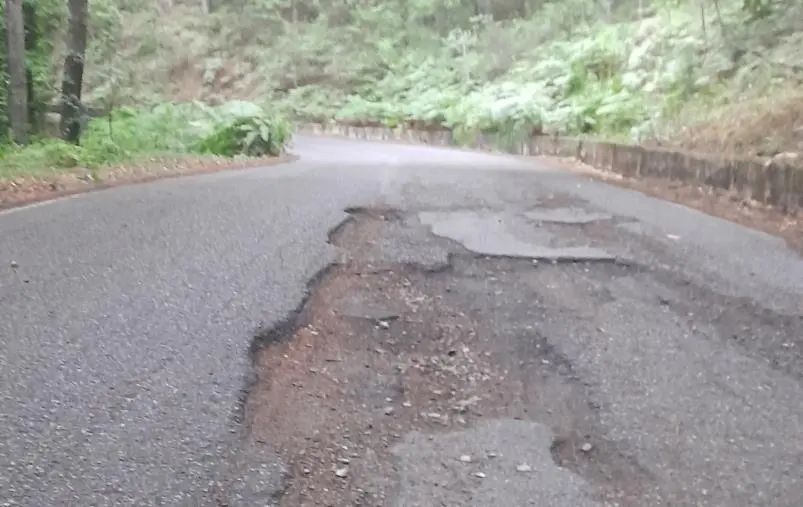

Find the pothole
[[233, 205, 654, 506], [417, 209, 624, 263], [392, 419, 600, 507]]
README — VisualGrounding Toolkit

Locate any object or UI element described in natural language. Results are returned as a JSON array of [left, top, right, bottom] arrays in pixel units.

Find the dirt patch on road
[[0, 154, 295, 211], [243, 208, 658, 506]]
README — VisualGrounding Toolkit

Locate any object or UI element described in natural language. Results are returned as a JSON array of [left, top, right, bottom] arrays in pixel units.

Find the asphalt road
[[1, 135, 801, 506]]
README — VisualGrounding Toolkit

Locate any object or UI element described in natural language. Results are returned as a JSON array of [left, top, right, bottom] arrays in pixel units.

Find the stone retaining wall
[[295, 123, 802, 213]]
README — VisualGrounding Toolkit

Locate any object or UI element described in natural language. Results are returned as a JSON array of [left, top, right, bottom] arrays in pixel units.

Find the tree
[[59, 0, 88, 144], [5, 0, 28, 144], [22, 1, 41, 134]]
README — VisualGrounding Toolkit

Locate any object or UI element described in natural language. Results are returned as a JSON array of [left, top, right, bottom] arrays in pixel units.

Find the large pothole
[[232, 205, 659, 506], [417, 208, 624, 262]]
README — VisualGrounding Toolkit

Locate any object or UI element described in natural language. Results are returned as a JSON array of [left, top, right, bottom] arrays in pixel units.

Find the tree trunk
[[23, 1, 42, 134], [5, 0, 29, 145], [59, 0, 88, 145]]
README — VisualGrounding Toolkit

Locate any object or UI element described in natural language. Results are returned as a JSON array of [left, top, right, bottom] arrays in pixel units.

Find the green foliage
[[82, 0, 789, 148], [742, 0, 773, 19], [0, 101, 291, 179], [0, 138, 82, 179], [4, 0, 796, 174], [196, 111, 292, 157]]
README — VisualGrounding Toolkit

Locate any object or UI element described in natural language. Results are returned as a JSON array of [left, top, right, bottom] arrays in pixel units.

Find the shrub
[[0, 100, 292, 179], [196, 110, 292, 157], [0, 138, 83, 179]]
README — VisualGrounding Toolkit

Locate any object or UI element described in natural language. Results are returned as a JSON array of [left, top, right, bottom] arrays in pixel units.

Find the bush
[[78, 100, 292, 162], [196, 110, 292, 157], [0, 138, 83, 179], [0, 100, 291, 179]]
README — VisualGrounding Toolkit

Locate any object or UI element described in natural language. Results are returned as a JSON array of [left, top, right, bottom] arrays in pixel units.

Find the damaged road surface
[[1, 136, 802, 507], [249, 204, 803, 507]]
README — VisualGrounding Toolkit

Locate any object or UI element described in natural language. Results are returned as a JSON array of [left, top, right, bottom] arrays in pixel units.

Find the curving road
[[1, 135, 802, 506]]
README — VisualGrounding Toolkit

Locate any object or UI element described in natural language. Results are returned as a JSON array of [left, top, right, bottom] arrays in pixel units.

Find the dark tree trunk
[[22, 1, 40, 134], [59, 0, 88, 145], [5, 0, 29, 145]]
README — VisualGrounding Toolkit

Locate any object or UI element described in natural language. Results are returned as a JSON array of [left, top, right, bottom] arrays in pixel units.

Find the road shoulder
[[0, 154, 296, 211]]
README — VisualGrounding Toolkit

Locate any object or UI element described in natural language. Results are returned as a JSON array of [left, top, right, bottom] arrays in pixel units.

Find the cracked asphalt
[[1, 134, 802, 506]]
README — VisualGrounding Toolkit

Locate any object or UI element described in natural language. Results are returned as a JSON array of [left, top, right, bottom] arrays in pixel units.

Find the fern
[[197, 110, 292, 157]]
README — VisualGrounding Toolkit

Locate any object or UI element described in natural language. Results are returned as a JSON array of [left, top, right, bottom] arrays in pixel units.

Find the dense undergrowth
[[0, 0, 293, 180], [0, 100, 291, 180], [77, 0, 803, 157]]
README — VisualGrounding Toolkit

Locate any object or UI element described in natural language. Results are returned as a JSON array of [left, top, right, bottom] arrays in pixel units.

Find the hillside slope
[[86, 0, 803, 157]]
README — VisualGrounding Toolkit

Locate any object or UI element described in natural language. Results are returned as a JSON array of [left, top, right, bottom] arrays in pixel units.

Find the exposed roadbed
[[250, 203, 802, 506]]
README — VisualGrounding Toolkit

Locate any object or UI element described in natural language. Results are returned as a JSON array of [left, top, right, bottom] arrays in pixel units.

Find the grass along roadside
[[0, 100, 294, 209]]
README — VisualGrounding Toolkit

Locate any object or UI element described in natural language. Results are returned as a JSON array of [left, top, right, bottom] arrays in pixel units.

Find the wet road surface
[[1, 135, 801, 506]]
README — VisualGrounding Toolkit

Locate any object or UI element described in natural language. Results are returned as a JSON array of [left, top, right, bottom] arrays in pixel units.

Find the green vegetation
[[81, 0, 802, 157], [1, 0, 801, 182], [0, 100, 290, 180], [0, 2, 292, 182], [195, 101, 292, 157]]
